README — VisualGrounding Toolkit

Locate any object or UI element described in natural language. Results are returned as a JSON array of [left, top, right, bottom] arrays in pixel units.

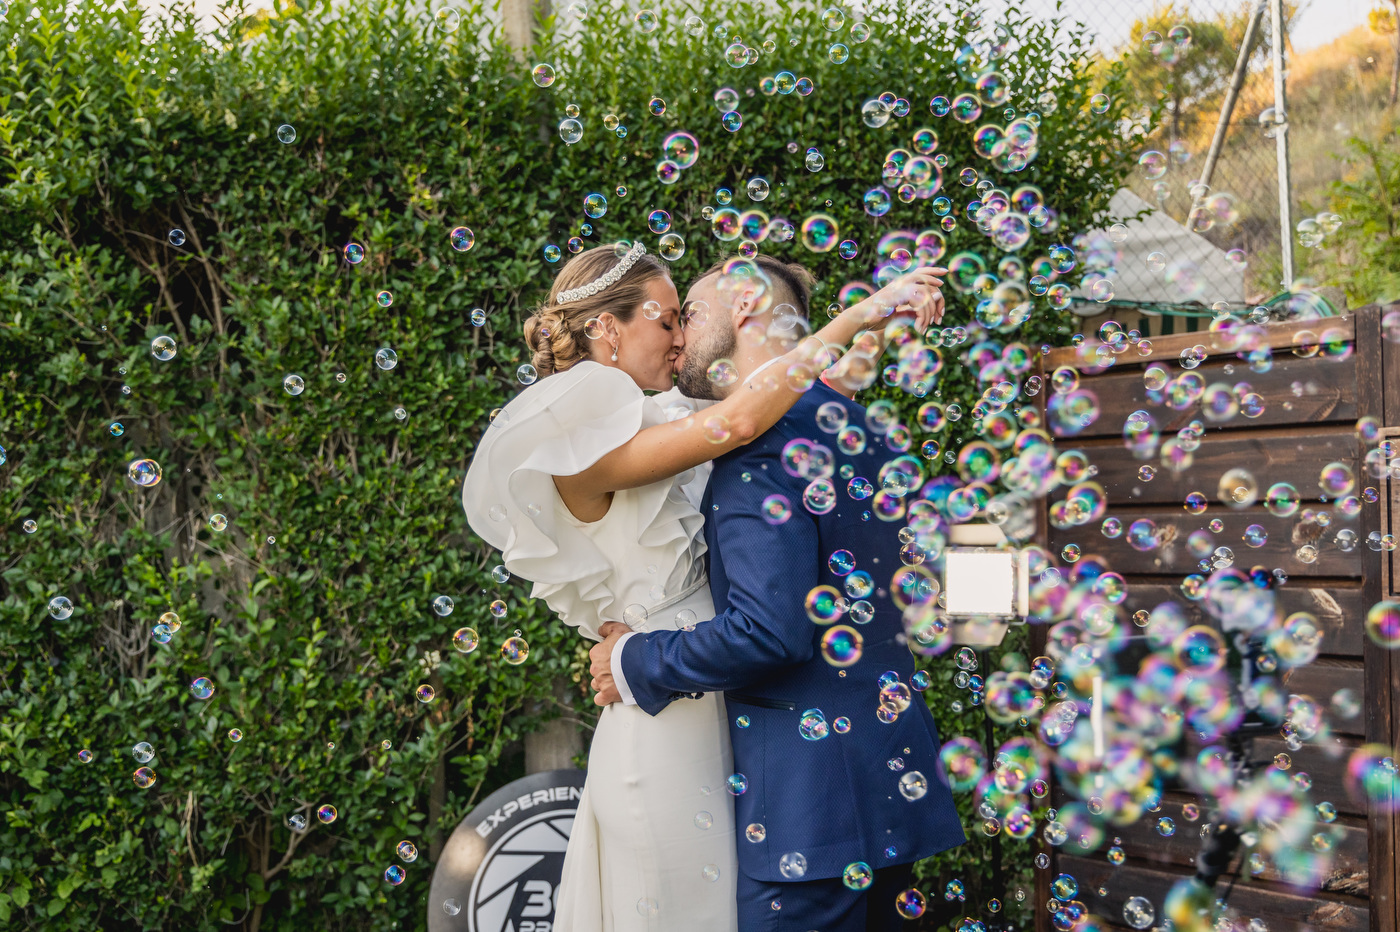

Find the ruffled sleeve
[[461, 362, 706, 640]]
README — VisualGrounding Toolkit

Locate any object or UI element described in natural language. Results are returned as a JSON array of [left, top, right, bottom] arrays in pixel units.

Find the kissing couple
[[463, 241, 966, 931]]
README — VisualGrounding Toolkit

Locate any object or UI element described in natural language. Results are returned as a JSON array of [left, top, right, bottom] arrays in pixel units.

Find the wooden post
[[502, 0, 551, 61]]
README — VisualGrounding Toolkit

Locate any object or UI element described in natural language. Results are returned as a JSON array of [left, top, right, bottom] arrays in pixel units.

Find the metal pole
[[1270, 0, 1295, 287], [1196, 0, 1267, 194]]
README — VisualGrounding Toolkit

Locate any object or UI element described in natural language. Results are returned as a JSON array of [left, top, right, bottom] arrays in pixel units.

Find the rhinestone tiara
[[556, 242, 647, 304]]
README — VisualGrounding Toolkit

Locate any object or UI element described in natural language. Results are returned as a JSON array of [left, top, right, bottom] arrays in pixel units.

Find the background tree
[[1369, 0, 1400, 105]]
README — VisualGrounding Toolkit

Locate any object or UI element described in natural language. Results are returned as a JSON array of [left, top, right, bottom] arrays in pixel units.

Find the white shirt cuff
[[611, 631, 641, 706]]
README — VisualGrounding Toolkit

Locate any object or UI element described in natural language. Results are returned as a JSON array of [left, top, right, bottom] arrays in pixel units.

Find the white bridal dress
[[462, 360, 738, 932]]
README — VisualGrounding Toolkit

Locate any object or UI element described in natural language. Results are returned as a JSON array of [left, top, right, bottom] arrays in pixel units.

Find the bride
[[461, 241, 943, 931]]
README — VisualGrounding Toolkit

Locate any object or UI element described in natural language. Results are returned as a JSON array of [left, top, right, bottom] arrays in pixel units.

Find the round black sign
[[427, 769, 586, 932]]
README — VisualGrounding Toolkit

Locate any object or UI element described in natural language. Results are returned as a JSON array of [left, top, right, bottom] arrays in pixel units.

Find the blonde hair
[[523, 244, 670, 377]]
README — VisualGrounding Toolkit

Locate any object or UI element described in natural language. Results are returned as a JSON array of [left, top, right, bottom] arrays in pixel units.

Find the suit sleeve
[[618, 456, 820, 716]]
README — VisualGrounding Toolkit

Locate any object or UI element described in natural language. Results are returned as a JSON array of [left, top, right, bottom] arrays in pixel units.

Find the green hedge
[[0, 0, 1132, 927]]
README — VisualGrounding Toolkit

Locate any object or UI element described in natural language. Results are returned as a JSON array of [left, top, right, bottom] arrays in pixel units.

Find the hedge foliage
[[0, 0, 1133, 927]]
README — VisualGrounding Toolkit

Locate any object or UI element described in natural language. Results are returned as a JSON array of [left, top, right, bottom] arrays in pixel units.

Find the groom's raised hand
[[588, 621, 632, 706]]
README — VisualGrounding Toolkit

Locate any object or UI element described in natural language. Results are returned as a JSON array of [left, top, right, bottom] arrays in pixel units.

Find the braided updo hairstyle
[[522, 244, 671, 377]]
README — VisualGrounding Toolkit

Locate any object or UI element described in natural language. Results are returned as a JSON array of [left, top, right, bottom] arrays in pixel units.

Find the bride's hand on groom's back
[[589, 622, 632, 706]]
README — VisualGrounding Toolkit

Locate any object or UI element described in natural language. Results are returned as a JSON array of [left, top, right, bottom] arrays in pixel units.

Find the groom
[[589, 256, 966, 931]]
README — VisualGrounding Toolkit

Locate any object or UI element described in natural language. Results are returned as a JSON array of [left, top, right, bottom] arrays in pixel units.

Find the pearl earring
[[611, 341, 619, 362]]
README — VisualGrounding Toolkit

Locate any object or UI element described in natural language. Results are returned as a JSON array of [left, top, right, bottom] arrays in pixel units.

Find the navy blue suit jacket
[[618, 382, 966, 883]]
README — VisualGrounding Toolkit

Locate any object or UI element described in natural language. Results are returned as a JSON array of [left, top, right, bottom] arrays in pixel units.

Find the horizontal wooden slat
[[1284, 659, 1368, 738], [1178, 733, 1368, 817], [1048, 789, 1369, 894], [1117, 580, 1367, 657], [1047, 353, 1358, 439], [1044, 315, 1358, 369], [1047, 508, 1361, 577], [1059, 426, 1364, 507], [1052, 855, 1369, 931]]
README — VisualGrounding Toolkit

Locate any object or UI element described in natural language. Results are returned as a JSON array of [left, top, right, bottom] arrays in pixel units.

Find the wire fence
[[1059, 0, 1294, 334]]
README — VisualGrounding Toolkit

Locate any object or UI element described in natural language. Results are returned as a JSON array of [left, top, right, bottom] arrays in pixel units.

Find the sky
[[143, 0, 1373, 54]]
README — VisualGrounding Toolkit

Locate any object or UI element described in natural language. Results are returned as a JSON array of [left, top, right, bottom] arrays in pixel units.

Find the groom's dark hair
[[701, 255, 814, 320]]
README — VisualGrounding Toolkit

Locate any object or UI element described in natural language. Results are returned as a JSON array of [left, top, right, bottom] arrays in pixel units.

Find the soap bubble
[[190, 677, 215, 699], [501, 636, 530, 664], [133, 767, 157, 788], [449, 226, 475, 251], [453, 627, 479, 652], [276, 124, 297, 144], [531, 63, 556, 87], [384, 865, 406, 885], [779, 851, 808, 878], [843, 861, 874, 890], [1123, 896, 1155, 929], [397, 840, 418, 862], [1365, 601, 1400, 648], [559, 118, 583, 144], [375, 347, 398, 369], [899, 770, 929, 800], [895, 887, 927, 919], [132, 742, 155, 763], [283, 374, 305, 395], [317, 804, 338, 824], [127, 458, 163, 487], [48, 596, 74, 620]]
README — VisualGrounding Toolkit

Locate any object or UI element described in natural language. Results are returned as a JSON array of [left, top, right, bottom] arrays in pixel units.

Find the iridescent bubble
[[531, 63, 556, 87], [898, 771, 928, 801], [317, 804, 338, 824], [133, 767, 157, 789], [276, 123, 297, 144], [559, 118, 583, 144], [662, 131, 700, 169], [658, 233, 685, 261], [842, 861, 873, 890], [648, 209, 672, 234], [1123, 896, 1155, 929], [799, 709, 829, 741], [1365, 600, 1400, 648], [821, 625, 863, 666], [581, 192, 608, 220], [190, 676, 215, 699], [384, 865, 406, 885], [895, 887, 927, 919], [501, 636, 530, 664], [762, 494, 792, 525], [800, 214, 839, 252]]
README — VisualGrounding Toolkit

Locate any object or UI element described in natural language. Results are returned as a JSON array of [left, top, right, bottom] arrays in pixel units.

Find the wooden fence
[[1030, 305, 1399, 932]]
